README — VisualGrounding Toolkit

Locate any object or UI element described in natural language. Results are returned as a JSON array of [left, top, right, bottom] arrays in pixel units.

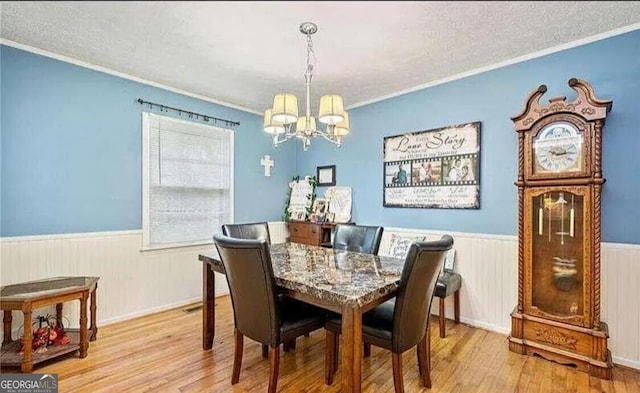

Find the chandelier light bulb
[[271, 93, 299, 124], [319, 95, 345, 125], [263, 108, 285, 135]]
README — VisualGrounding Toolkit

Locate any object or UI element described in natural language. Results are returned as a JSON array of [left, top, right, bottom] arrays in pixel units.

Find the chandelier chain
[[306, 34, 316, 73]]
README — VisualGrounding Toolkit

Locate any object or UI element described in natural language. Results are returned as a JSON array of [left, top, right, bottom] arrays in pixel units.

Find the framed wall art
[[316, 165, 336, 186], [383, 122, 481, 209]]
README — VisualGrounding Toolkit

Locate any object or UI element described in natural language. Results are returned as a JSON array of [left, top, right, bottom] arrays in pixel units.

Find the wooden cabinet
[[287, 221, 337, 247]]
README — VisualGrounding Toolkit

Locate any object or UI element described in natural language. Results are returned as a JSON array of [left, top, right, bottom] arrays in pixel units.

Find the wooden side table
[[287, 221, 354, 247], [1, 276, 99, 372]]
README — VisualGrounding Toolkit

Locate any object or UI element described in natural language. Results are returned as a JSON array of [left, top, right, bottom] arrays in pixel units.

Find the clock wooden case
[[508, 78, 613, 380]]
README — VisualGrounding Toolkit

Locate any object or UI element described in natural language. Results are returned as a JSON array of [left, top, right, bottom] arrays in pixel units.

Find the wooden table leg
[[439, 298, 446, 338], [203, 262, 215, 350], [90, 284, 98, 341], [21, 309, 33, 373], [79, 292, 89, 358], [56, 303, 63, 328], [454, 289, 460, 324], [341, 306, 362, 393], [3, 310, 12, 344]]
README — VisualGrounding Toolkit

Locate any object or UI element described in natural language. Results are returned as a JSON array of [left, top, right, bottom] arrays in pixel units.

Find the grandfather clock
[[508, 78, 613, 379]]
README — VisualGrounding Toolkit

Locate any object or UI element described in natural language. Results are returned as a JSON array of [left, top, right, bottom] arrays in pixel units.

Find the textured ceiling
[[2, 1, 640, 113]]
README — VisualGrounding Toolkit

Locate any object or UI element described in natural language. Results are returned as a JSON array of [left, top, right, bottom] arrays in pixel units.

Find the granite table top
[[200, 242, 405, 307]]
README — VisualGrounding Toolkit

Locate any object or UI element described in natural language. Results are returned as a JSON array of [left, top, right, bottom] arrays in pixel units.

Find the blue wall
[[297, 30, 640, 244], [0, 46, 297, 237]]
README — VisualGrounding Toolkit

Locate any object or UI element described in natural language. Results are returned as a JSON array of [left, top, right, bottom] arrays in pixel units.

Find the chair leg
[[392, 352, 405, 393], [439, 297, 446, 338], [232, 329, 243, 384], [427, 327, 431, 371], [417, 331, 432, 388], [325, 330, 337, 385], [262, 344, 269, 358], [364, 343, 371, 358], [416, 344, 423, 376], [333, 333, 339, 376], [454, 289, 460, 324], [283, 339, 296, 352], [268, 345, 280, 393]]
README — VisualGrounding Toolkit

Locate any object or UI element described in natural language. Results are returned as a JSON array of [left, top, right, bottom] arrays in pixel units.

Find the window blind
[[142, 112, 233, 250]]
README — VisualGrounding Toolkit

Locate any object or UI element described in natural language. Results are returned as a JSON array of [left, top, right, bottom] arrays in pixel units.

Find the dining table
[[199, 241, 405, 393]]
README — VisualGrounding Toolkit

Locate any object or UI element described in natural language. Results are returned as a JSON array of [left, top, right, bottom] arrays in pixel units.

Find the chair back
[[222, 222, 271, 244], [392, 235, 454, 353], [333, 224, 384, 255], [213, 234, 279, 346]]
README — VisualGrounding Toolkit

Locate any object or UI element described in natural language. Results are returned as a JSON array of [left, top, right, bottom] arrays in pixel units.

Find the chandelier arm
[[271, 124, 299, 147], [283, 122, 297, 137], [272, 133, 296, 147], [315, 130, 340, 145]]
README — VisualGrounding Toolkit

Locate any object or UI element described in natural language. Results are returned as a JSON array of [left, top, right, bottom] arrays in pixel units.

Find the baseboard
[[459, 316, 511, 336], [98, 296, 202, 327], [612, 356, 640, 370]]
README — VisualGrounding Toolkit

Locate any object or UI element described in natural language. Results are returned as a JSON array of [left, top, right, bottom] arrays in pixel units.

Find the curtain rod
[[136, 98, 240, 127]]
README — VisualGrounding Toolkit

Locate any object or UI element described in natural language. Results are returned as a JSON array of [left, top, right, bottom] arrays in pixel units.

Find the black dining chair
[[434, 249, 461, 338], [332, 224, 384, 358], [332, 224, 384, 255], [220, 221, 273, 356], [213, 234, 325, 393], [222, 221, 271, 244], [221, 222, 305, 352], [324, 235, 454, 393]]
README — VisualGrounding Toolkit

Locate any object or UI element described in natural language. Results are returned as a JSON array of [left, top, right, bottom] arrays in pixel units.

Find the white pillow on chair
[[387, 234, 426, 259], [444, 249, 456, 271]]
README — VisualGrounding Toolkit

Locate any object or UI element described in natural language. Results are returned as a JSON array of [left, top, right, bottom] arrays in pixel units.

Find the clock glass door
[[530, 190, 585, 321]]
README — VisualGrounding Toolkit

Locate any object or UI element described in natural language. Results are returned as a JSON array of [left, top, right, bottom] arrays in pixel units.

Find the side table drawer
[[288, 222, 322, 246]]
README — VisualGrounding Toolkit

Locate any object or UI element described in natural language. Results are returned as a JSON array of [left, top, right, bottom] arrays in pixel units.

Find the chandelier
[[263, 22, 350, 151]]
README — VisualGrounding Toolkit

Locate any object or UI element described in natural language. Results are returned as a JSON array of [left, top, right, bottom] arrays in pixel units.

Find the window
[[142, 112, 233, 250]]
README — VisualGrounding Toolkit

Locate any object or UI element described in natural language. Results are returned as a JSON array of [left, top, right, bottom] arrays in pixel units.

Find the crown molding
[[0, 38, 263, 116], [3, 21, 639, 116], [346, 22, 640, 110]]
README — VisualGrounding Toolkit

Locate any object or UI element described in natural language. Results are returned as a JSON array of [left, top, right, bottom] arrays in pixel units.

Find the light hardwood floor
[[4, 295, 639, 392]]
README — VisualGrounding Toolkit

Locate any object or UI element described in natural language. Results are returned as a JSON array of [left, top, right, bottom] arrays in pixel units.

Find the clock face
[[533, 122, 583, 174]]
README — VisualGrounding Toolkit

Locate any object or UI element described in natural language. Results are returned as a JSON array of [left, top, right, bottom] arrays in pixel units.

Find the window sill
[[140, 240, 214, 253]]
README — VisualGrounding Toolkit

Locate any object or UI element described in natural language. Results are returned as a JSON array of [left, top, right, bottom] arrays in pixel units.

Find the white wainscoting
[[268, 221, 289, 244], [1, 222, 637, 369], [601, 242, 640, 369], [1, 231, 206, 339], [378, 226, 640, 369], [378, 228, 518, 334], [0, 223, 287, 341]]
